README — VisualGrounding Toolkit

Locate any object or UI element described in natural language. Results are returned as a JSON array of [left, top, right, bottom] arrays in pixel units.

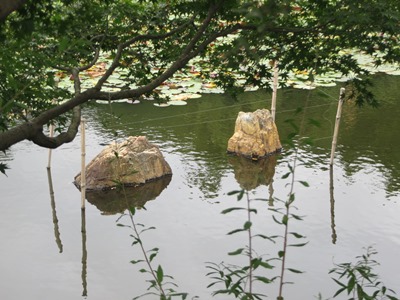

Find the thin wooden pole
[[271, 60, 278, 122], [81, 208, 88, 296], [330, 88, 346, 166], [47, 124, 55, 169], [329, 165, 337, 244], [80, 119, 86, 210], [47, 167, 63, 253]]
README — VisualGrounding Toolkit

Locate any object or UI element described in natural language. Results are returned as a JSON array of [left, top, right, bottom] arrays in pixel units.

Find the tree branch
[[30, 106, 81, 148], [94, 17, 195, 90]]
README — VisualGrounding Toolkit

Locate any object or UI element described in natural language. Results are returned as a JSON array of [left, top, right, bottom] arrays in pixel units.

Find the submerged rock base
[[227, 109, 282, 160], [228, 155, 277, 191], [74, 136, 172, 190]]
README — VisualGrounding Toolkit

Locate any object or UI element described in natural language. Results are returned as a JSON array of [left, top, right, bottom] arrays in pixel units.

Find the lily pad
[[153, 103, 170, 107], [167, 100, 188, 106]]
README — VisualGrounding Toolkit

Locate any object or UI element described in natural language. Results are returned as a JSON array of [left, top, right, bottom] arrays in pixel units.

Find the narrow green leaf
[[156, 265, 164, 283], [333, 287, 346, 298], [221, 207, 246, 214], [356, 283, 363, 298], [282, 215, 288, 225], [237, 189, 245, 200], [227, 190, 241, 196], [281, 172, 291, 179], [254, 276, 272, 284], [253, 234, 277, 243], [272, 215, 282, 225], [258, 261, 274, 269], [289, 232, 305, 239], [332, 278, 346, 288], [288, 242, 308, 247], [278, 251, 285, 258], [347, 276, 356, 294], [289, 193, 295, 202], [227, 228, 245, 235], [287, 268, 304, 274], [131, 258, 144, 264], [298, 181, 310, 187], [228, 248, 244, 256], [149, 252, 158, 262], [290, 214, 304, 220]]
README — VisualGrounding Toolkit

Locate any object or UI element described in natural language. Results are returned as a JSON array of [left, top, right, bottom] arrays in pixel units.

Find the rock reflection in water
[[85, 175, 172, 215], [228, 155, 277, 191]]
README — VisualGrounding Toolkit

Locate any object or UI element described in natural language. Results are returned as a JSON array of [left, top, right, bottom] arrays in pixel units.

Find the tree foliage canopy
[[0, 0, 399, 152]]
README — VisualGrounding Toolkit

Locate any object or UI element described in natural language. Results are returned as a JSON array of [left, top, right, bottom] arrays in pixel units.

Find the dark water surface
[[1, 75, 399, 299]]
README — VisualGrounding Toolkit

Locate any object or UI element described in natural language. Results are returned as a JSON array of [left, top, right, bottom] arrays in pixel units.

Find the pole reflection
[[81, 208, 88, 297], [329, 166, 337, 244], [46, 168, 63, 253]]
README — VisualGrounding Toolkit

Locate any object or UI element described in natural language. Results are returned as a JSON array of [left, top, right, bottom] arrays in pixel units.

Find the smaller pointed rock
[[227, 109, 282, 160]]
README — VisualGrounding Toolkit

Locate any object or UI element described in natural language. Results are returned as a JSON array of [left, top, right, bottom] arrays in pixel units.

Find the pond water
[[1, 75, 399, 300]]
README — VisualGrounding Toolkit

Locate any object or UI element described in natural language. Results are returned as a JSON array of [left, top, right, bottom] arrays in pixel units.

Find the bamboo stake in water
[[329, 165, 337, 244], [80, 119, 86, 210], [271, 60, 278, 122], [81, 208, 88, 296], [47, 124, 55, 169], [330, 88, 346, 166]]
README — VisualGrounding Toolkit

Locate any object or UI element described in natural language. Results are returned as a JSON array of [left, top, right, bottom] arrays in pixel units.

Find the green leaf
[[130, 259, 144, 264], [227, 228, 245, 235], [130, 206, 136, 215], [258, 261, 274, 270], [290, 214, 304, 220], [228, 248, 244, 256], [281, 172, 291, 179], [298, 181, 309, 187], [149, 252, 158, 262], [221, 207, 246, 214], [253, 234, 277, 243], [227, 190, 241, 196], [156, 265, 164, 283], [0, 163, 9, 176], [282, 215, 288, 225], [278, 251, 285, 258], [289, 232, 305, 239], [347, 276, 356, 294], [287, 268, 304, 274], [272, 215, 282, 225], [243, 221, 252, 230], [332, 278, 347, 288], [333, 287, 347, 298], [288, 242, 308, 247], [254, 276, 272, 284]]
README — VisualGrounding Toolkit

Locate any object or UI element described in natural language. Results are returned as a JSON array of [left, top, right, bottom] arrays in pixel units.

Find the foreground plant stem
[[124, 198, 167, 298], [246, 191, 253, 295], [278, 148, 298, 300], [115, 151, 167, 298]]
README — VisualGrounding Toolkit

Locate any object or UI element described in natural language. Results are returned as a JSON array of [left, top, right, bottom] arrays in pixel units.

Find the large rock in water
[[74, 136, 172, 190], [227, 109, 282, 159]]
